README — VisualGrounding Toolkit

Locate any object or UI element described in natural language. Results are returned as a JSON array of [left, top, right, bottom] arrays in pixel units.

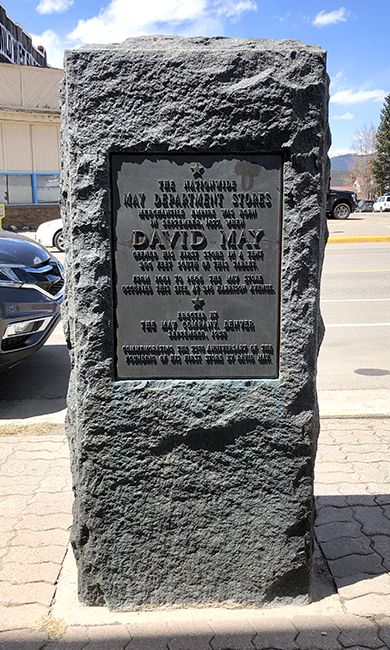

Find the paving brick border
[[0, 420, 390, 649]]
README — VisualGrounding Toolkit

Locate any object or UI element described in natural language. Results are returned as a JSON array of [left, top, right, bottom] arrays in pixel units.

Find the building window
[[36, 174, 60, 203], [0, 172, 60, 205], [8, 175, 33, 204]]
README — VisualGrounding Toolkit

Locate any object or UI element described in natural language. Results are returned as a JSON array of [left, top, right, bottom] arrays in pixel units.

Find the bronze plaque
[[111, 154, 282, 379]]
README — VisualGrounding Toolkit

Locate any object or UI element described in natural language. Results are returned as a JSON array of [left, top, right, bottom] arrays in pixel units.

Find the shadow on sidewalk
[[1, 616, 390, 649], [0, 344, 69, 418], [315, 493, 390, 612]]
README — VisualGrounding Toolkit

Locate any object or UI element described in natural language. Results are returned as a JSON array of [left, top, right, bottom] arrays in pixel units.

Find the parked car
[[36, 219, 64, 252], [326, 189, 357, 219], [373, 196, 390, 212], [356, 199, 375, 213], [0, 230, 64, 370]]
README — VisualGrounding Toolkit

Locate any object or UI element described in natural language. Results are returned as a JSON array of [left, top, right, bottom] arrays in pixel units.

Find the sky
[[6, 0, 390, 156]]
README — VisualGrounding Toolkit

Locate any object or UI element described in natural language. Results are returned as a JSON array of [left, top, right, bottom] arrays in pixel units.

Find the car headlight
[[0, 263, 25, 288]]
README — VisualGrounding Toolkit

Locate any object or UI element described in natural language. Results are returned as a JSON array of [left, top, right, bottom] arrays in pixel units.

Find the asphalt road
[[1, 224, 389, 418], [318, 241, 390, 391]]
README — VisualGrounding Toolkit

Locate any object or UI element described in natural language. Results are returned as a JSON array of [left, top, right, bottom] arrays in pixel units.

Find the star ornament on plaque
[[192, 295, 205, 310], [191, 163, 205, 178]]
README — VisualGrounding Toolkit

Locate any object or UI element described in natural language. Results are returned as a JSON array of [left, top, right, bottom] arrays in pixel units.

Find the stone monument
[[61, 36, 329, 609]]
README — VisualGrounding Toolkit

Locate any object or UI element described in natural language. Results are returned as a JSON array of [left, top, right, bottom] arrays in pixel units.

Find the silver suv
[[373, 196, 390, 212], [0, 230, 64, 369]]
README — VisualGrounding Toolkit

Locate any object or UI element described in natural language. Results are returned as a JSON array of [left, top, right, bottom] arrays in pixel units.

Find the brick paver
[[207, 614, 256, 650], [314, 505, 355, 526], [320, 534, 373, 559], [0, 603, 48, 631], [330, 613, 384, 649], [314, 419, 390, 617], [290, 614, 341, 650], [165, 618, 214, 650], [372, 535, 390, 571], [86, 623, 131, 649], [0, 627, 48, 650], [336, 572, 390, 599], [0, 419, 389, 648], [125, 621, 171, 650], [378, 616, 390, 647], [328, 552, 385, 578], [0, 435, 71, 633], [315, 520, 363, 542], [250, 616, 298, 649], [343, 592, 390, 616]]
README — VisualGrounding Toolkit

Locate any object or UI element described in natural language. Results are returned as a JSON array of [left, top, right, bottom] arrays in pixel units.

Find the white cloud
[[332, 112, 354, 120], [273, 11, 291, 22], [330, 89, 386, 105], [30, 29, 64, 68], [214, 0, 256, 18], [67, 0, 255, 45], [330, 71, 344, 90], [313, 7, 348, 27], [36, 0, 73, 14]]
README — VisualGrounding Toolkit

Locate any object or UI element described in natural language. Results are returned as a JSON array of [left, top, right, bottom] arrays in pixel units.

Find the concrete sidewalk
[[1, 418, 390, 649], [326, 212, 390, 241]]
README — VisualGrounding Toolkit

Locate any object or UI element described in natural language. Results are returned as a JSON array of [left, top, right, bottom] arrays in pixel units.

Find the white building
[[0, 4, 63, 230]]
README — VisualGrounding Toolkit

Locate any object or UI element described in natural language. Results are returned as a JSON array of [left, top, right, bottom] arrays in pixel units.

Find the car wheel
[[333, 202, 351, 219], [53, 229, 65, 252]]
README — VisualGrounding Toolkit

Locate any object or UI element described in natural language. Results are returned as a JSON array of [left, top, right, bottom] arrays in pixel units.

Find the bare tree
[[350, 123, 377, 198]]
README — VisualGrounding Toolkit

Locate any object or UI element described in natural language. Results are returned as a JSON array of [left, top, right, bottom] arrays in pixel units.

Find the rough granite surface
[[60, 36, 330, 609]]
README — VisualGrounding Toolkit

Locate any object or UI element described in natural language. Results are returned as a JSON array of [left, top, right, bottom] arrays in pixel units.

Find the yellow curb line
[[320, 413, 390, 419], [328, 236, 390, 244]]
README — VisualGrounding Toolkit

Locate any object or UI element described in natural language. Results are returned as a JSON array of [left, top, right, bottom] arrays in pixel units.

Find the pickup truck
[[326, 189, 357, 219]]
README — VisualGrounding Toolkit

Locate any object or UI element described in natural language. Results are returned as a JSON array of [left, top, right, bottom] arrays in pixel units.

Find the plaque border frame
[[109, 151, 285, 382]]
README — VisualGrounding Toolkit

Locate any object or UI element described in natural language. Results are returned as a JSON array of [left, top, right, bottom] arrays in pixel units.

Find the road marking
[[322, 298, 390, 303], [326, 250, 390, 256], [328, 236, 390, 244], [323, 269, 390, 274], [326, 323, 390, 328]]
